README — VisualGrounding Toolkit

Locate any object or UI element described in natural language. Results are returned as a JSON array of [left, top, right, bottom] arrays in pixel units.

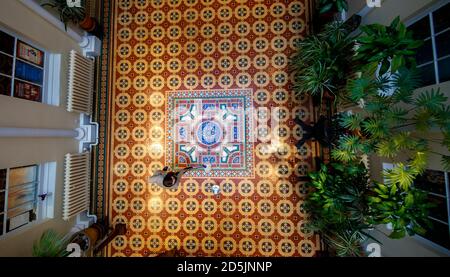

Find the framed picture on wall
[[16, 40, 44, 67], [14, 80, 41, 102]]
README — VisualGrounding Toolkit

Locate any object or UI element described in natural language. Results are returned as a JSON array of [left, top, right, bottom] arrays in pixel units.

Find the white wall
[[347, 0, 450, 257], [0, 0, 83, 256]]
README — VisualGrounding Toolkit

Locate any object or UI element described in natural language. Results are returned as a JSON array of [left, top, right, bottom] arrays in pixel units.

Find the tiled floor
[[96, 0, 321, 257]]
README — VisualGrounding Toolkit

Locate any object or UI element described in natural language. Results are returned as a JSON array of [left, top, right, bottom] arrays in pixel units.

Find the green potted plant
[[305, 161, 376, 256], [305, 160, 435, 256], [41, 0, 101, 37], [329, 17, 450, 192], [367, 181, 434, 239], [333, 67, 450, 188], [355, 17, 423, 76], [32, 229, 71, 257], [291, 21, 356, 104], [41, 0, 86, 31]]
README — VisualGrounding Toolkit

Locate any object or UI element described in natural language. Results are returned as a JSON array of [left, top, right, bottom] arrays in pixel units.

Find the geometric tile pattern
[[101, 0, 321, 257], [166, 89, 254, 178]]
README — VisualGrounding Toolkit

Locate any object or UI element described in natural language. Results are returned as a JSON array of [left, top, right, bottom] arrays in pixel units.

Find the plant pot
[[70, 231, 90, 252], [79, 16, 97, 32]]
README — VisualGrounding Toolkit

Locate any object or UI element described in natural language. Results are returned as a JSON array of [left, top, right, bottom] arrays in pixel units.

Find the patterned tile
[[97, 0, 321, 257], [166, 89, 254, 178]]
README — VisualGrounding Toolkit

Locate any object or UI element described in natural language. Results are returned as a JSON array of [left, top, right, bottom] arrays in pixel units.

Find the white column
[[0, 127, 80, 138]]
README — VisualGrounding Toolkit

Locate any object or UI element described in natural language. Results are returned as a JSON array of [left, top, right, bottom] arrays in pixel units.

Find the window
[[0, 28, 46, 103], [0, 163, 56, 238], [407, 2, 450, 87], [414, 170, 450, 251]]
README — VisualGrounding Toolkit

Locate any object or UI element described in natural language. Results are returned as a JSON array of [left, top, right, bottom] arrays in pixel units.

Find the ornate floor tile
[[96, 0, 320, 257], [166, 89, 254, 178]]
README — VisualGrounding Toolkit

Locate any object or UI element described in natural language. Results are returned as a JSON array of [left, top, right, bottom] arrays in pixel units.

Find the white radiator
[[63, 152, 91, 221], [67, 50, 95, 114]]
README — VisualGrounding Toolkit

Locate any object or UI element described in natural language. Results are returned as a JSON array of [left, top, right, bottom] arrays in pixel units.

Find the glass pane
[[0, 192, 5, 211], [433, 2, 450, 33], [0, 75, 11, 96], [435, 30, 450, 58], [7, 203, 34, 220], [418, 63, 436, 87], [14, 80, 42, 102], [415, 169, 446, 195], [0, 214, 3, 236], [7, 183, 36, 210], [438, 57, 450, 83], [415, 39, 434, 65], [0, 169, 6, 191], [427, 194, 449, 222], [0, 53, 13, 76], [16, 41, 44, 67], [422, 220, 450, 250], [9, 165, 38, 188], [0, 30, 14, 55], [14, 60, 43, 85], [409, 16, 431, 40]]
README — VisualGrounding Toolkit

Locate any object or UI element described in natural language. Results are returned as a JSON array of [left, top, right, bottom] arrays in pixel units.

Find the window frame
[[0, 162, 56, 240], [0, 26, 50, 104], [405, 0, 450, 86]]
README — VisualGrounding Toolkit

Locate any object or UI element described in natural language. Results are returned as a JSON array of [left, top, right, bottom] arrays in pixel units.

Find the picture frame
[[16, 40, 44, 67]]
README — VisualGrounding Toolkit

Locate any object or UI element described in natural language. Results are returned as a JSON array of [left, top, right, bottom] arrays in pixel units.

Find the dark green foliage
[[32, 229, 70, 257], [305, 162, 372, 256], [291, 12, 447, 257], [306, 161, 435, 256], [291, 21, 355, 101], [355, 17, 423, 75], [368, 182, 434, 239], [319, 0, 349, 14], [334, 64, 450, 190]]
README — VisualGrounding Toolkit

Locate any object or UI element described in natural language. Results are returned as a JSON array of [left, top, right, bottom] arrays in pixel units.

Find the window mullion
[[3, 168, 9, 235], [429, 13, 440, 84], [445, 172, 450, 240], [10, 38, 17, 97]]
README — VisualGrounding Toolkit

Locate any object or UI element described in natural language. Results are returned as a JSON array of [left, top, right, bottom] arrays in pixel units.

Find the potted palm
[[355, 17, 423, 76], [41, 0, 85, 31], [32, 229, 71, 257], [291, 21, 356, 105], [41, 0, 101, 37]]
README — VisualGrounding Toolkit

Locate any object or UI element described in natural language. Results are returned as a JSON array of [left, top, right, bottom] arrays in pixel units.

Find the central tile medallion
[[166, 89, 254, 178]]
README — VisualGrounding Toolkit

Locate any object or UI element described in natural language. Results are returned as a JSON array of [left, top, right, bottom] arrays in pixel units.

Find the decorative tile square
[[166, 89, 255, 178]]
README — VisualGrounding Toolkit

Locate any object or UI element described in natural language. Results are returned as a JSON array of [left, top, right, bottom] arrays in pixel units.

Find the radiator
[[67, 50, 95, 114], [63, 152, 91, 221]]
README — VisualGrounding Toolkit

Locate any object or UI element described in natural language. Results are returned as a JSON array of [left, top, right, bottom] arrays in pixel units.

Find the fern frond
[[410, 152, 427, 175], [413, 109, 434, 132], [348, 77, 373, 102], [383, 164, 415, 190], [392, 67, 421, 103], [362, 118, 388, 138], [415, 88, 448, 110], [376, 140, 398, 158], [331, 148, 357, 162], [384, 107, 408, 125], [340, 113, 364, 131], [339, 135, 363, 152], [392, 132, 417, 150]]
